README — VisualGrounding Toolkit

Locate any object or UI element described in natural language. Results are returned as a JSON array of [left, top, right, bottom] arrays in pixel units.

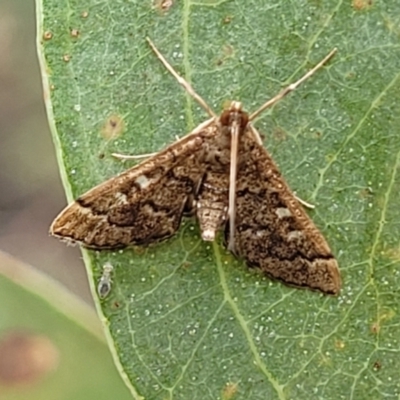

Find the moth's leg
[[183, 173, 204, 216], [249, 48, 337, 121], [248, 124, 264, 145], [295, 195, 315, 209], [147, 37, 217, 119], [112, 136, 181, 161], [112, 152, 157, 161], [111, 116, 215, 162]]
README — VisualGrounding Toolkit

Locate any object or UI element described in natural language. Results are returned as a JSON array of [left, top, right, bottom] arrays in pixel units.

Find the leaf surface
[[39, 0, 400, 398]]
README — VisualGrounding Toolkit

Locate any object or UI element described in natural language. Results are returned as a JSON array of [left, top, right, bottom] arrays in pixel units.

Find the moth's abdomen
[[196, 172, 229, 241]]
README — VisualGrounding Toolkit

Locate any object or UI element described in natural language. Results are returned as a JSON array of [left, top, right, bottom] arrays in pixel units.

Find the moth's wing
[[51, 121, 217, 249], [228, 125, 341, 295]]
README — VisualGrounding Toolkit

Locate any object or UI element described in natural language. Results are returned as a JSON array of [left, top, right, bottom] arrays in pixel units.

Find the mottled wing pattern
[[51, 124, 217, 249], [229, 126, 341, 295]]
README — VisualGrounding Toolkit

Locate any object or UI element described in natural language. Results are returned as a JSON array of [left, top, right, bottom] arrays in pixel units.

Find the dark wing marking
[[228, 127, 341, 295], [51, 124, 218, 249]]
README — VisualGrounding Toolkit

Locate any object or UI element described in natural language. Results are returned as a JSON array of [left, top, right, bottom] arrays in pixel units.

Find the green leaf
[[38, 0, 400, 399], [0, 250, 133, 400]]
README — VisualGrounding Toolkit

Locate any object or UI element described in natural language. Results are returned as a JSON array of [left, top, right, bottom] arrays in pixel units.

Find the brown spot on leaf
[[70, 28, 80, 38], [313, 131, 322, 139], [0, 331, 59, 386], [272, 126, 287, 142], [385, 245, 400, 263], [373, 360, 381, 371], [358, 187, 373, 199], [111, 301, 122, 310], [181, 261, 192, 269], [154, 0, 173, 13], [223, 15, 233, 24], [133, 246, 146, 255], [352, 0, 372, 10], [43, 31, 52, 40], [371, 321, 380, 334], [371, 310, 395, 335], [335, 339, 345, 350], [222, 382, 238, 400], [215, 44, 235, 66], [101, 114, 125, 140]]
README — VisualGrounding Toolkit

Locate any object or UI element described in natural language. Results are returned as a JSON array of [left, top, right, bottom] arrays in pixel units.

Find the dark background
[[0, 0, 91, 302]]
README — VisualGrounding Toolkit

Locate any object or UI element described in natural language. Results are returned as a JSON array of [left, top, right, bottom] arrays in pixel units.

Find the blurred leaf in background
[[0, 0, 89, 301], [0, 250, 132, 400]]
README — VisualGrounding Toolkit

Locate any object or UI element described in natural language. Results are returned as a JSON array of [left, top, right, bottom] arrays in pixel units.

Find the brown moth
[[51, 39, 341, 295]]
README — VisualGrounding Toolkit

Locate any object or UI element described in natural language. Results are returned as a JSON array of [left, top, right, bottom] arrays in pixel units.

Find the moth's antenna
[[227, 103, 242, 253], [249, 48, 337, 121], [147, 38, 217, 119]]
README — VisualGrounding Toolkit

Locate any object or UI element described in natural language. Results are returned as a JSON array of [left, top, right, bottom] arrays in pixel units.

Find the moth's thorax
[[219, 101, 250, 132], [201, 101, 250, 168]]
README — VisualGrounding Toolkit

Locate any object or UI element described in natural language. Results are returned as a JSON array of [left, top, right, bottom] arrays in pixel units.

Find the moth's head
[[219, 101, 249, 130]]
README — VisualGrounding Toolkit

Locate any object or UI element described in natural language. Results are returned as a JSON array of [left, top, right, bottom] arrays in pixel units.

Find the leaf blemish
[[101, 114, 125, 140], [352, 0, 373, 10], [154, 0, 173, 14], [43, 31, 53, 40], [70, 28, 80, 38], [222, 382, 239, 400]]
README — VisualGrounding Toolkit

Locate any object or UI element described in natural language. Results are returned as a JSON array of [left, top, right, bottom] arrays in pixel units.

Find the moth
[[51, 39, 341, 295]]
